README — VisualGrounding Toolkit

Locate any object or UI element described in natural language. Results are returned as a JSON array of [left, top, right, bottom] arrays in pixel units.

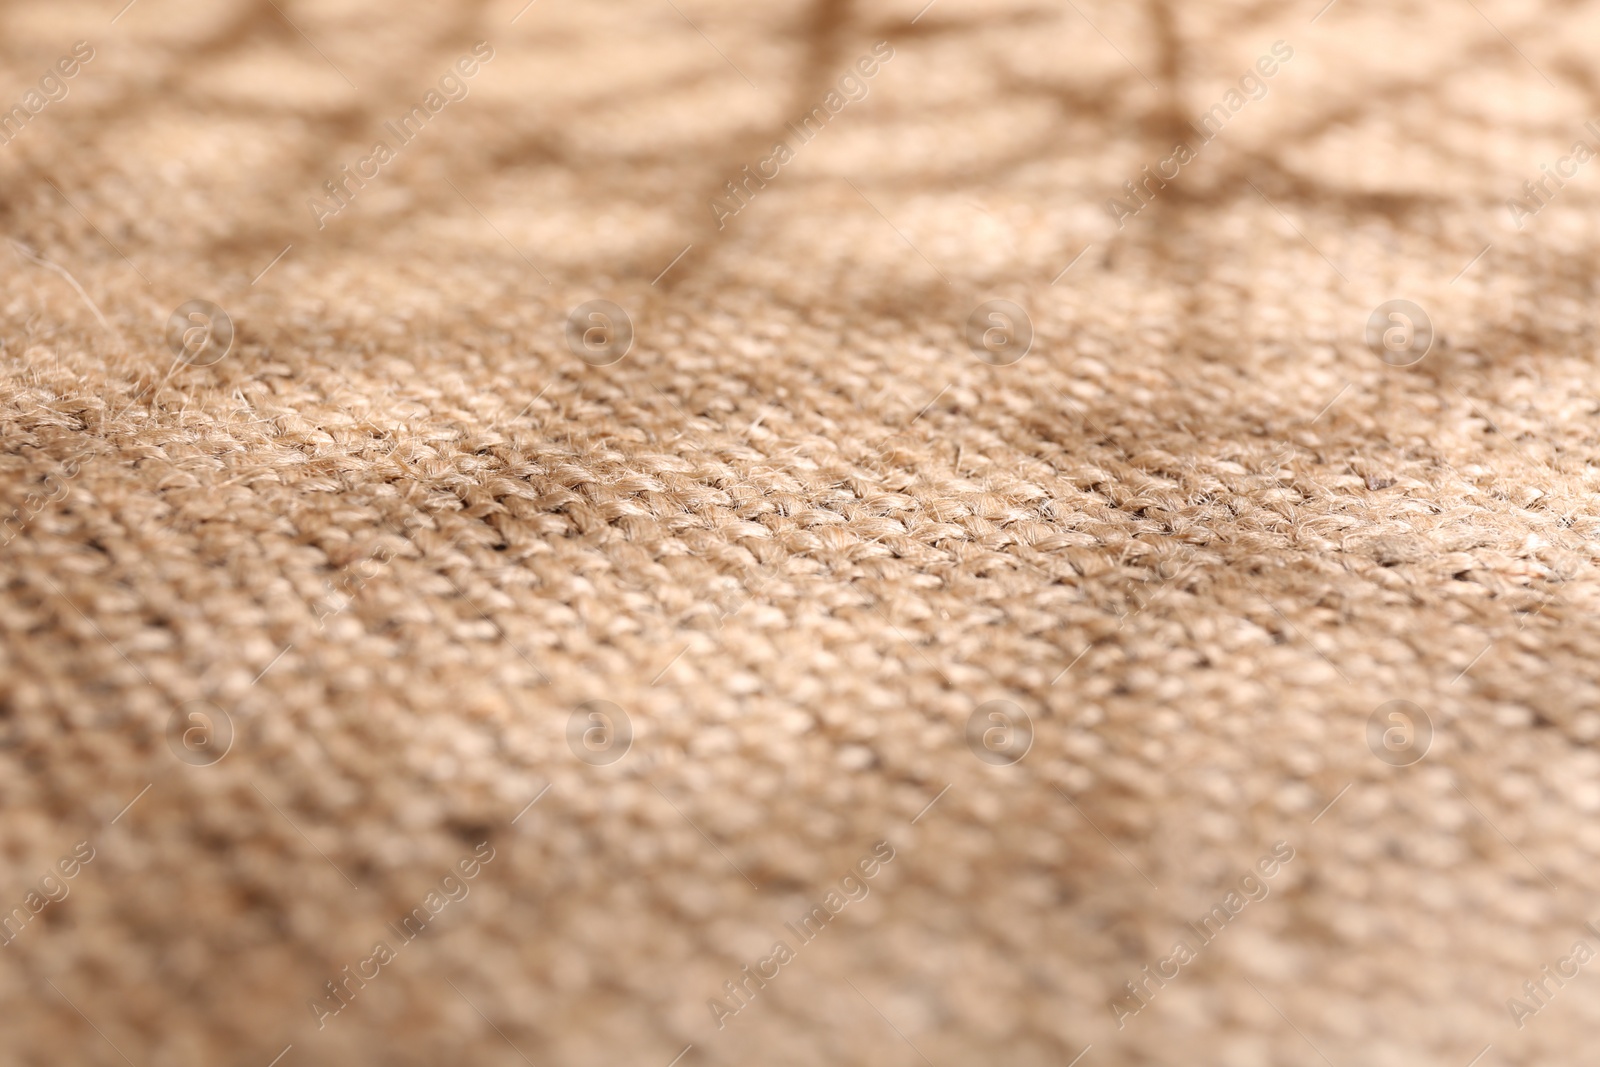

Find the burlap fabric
[[2, 0, 1598, 1064]]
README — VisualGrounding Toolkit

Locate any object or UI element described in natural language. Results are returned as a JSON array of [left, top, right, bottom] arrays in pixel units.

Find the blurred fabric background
[[3, 0, 1600, 1064]]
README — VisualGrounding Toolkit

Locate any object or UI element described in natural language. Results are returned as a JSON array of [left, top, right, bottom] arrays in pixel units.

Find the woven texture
[[3, 0, 1599, 1064]]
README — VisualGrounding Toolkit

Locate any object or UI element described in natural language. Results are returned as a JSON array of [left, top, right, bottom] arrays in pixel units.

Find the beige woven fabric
[[3, 0, 1599, 1064]]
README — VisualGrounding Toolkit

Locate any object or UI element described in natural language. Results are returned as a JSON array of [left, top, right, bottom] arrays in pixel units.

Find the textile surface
[[2, 0, 1599, 1064]]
